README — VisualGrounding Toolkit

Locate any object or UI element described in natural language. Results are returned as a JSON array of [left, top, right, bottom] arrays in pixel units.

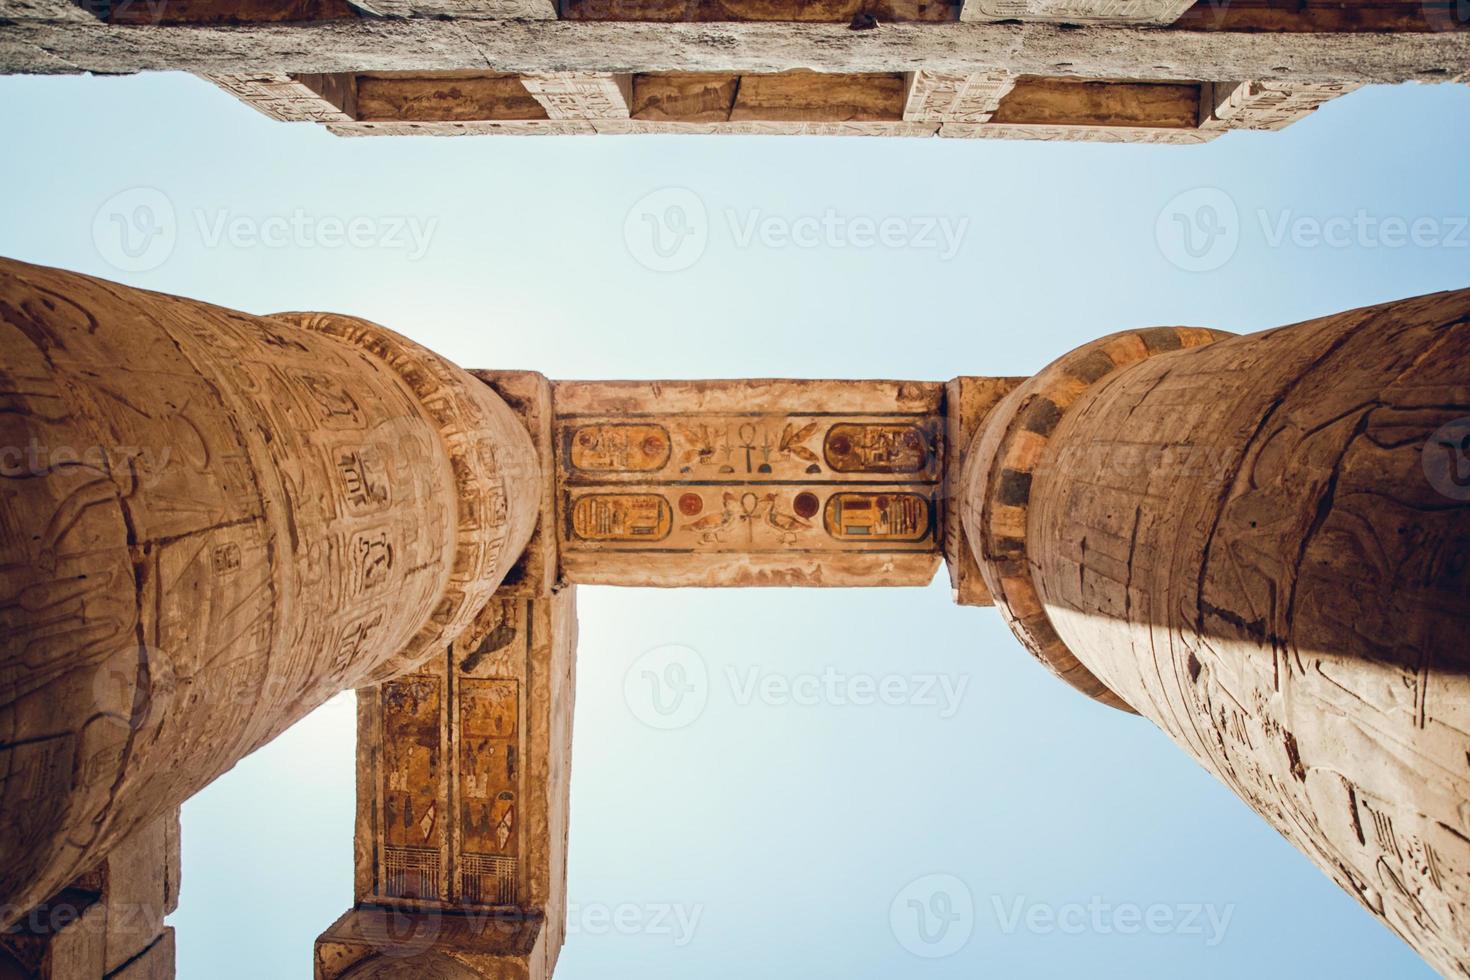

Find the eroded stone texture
[[0, 257, 539, 924], [0, 19, 1466, 84], [964, 290, 1470, 975], [960, 0, 1195, 24], [0, 807, 178, 978]]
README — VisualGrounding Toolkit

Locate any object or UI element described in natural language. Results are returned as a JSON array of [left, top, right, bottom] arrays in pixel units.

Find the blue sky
[[2, 70, 1466, 978]]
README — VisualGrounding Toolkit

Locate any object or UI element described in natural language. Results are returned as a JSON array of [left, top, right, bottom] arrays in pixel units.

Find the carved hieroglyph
[[964, 289, 1470, 975], [1201, 79, 1363, 131], [321, 592, 577, 979], [959, 0, 1196, 23], [204, 72, 355, 122], [902, 70, 1015, 122], [0, 257, 539, 923], [553, 380, 946, 587], [519, 73, 633, 119], [939, 121, 1219, 143]]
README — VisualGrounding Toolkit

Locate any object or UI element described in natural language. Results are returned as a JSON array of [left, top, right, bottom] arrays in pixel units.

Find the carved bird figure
[[763, 493, 812, 544], [683, 492, 737, 542]]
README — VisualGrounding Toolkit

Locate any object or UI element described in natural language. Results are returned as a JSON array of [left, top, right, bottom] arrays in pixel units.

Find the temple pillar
[[0, 258, 540, 924], [315, 590, 578, 980], [962, 289, 1470, 975]]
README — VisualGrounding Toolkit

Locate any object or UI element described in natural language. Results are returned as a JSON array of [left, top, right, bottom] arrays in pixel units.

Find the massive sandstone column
[[0, 258, 540, 924], [962, 290, 1470, 975]]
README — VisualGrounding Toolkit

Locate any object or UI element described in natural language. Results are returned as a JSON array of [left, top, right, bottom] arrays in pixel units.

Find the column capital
[[960, 325, 1231, 710]]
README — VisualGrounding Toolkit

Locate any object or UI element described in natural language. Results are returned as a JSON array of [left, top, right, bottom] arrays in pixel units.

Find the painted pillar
[[0, 258, 540, 922], [963, 290, 1470, 975]]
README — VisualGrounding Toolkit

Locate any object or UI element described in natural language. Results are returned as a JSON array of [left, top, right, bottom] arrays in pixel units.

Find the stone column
[[962, 289, 1470, 976], [0, 258, 540, 924]]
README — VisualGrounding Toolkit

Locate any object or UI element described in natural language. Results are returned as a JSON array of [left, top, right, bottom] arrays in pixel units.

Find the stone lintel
[[1, 21, 1465, 84], [352, 0, 558, 17], [960, 0, 1195, 24], [1200, 79, 1362, 131], [551, 379, 946, 588], [939, 121, 1219, 143], [212, 71, 1344, 141]]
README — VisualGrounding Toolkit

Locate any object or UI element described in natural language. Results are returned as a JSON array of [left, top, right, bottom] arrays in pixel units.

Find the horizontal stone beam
[[0, 20, 1466, 83]]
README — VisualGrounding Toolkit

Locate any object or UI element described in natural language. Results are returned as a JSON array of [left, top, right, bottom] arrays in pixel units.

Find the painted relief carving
[[823, 423, 933, 473], [568, 423, 671, 471], [381, 674, 443, 901], [570, 493, 673, 541], [459, 678, 520, 906], [561, 413, 941, 483], [554, 383, 945, 585], [823, 492, 930, 540], [362, 597, 570, 918]]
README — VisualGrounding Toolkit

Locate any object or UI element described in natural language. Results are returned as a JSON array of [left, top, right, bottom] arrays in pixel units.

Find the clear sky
[[2, 70, 1467, 979]]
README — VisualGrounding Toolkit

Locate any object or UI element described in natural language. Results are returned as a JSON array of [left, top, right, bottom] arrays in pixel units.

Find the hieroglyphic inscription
[[339, 594, 576, 976], [1007, 289, 1470, 975], [0, 257, 535, 920], [520, 73, 633, 119], [459, 678, 520, 905], [959, 0, 1195, 23], [1201, 80, 1361, 131], [381, 674, 444, 901], [902, 70, 1015, 122], [553, 380, 945, 586]]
